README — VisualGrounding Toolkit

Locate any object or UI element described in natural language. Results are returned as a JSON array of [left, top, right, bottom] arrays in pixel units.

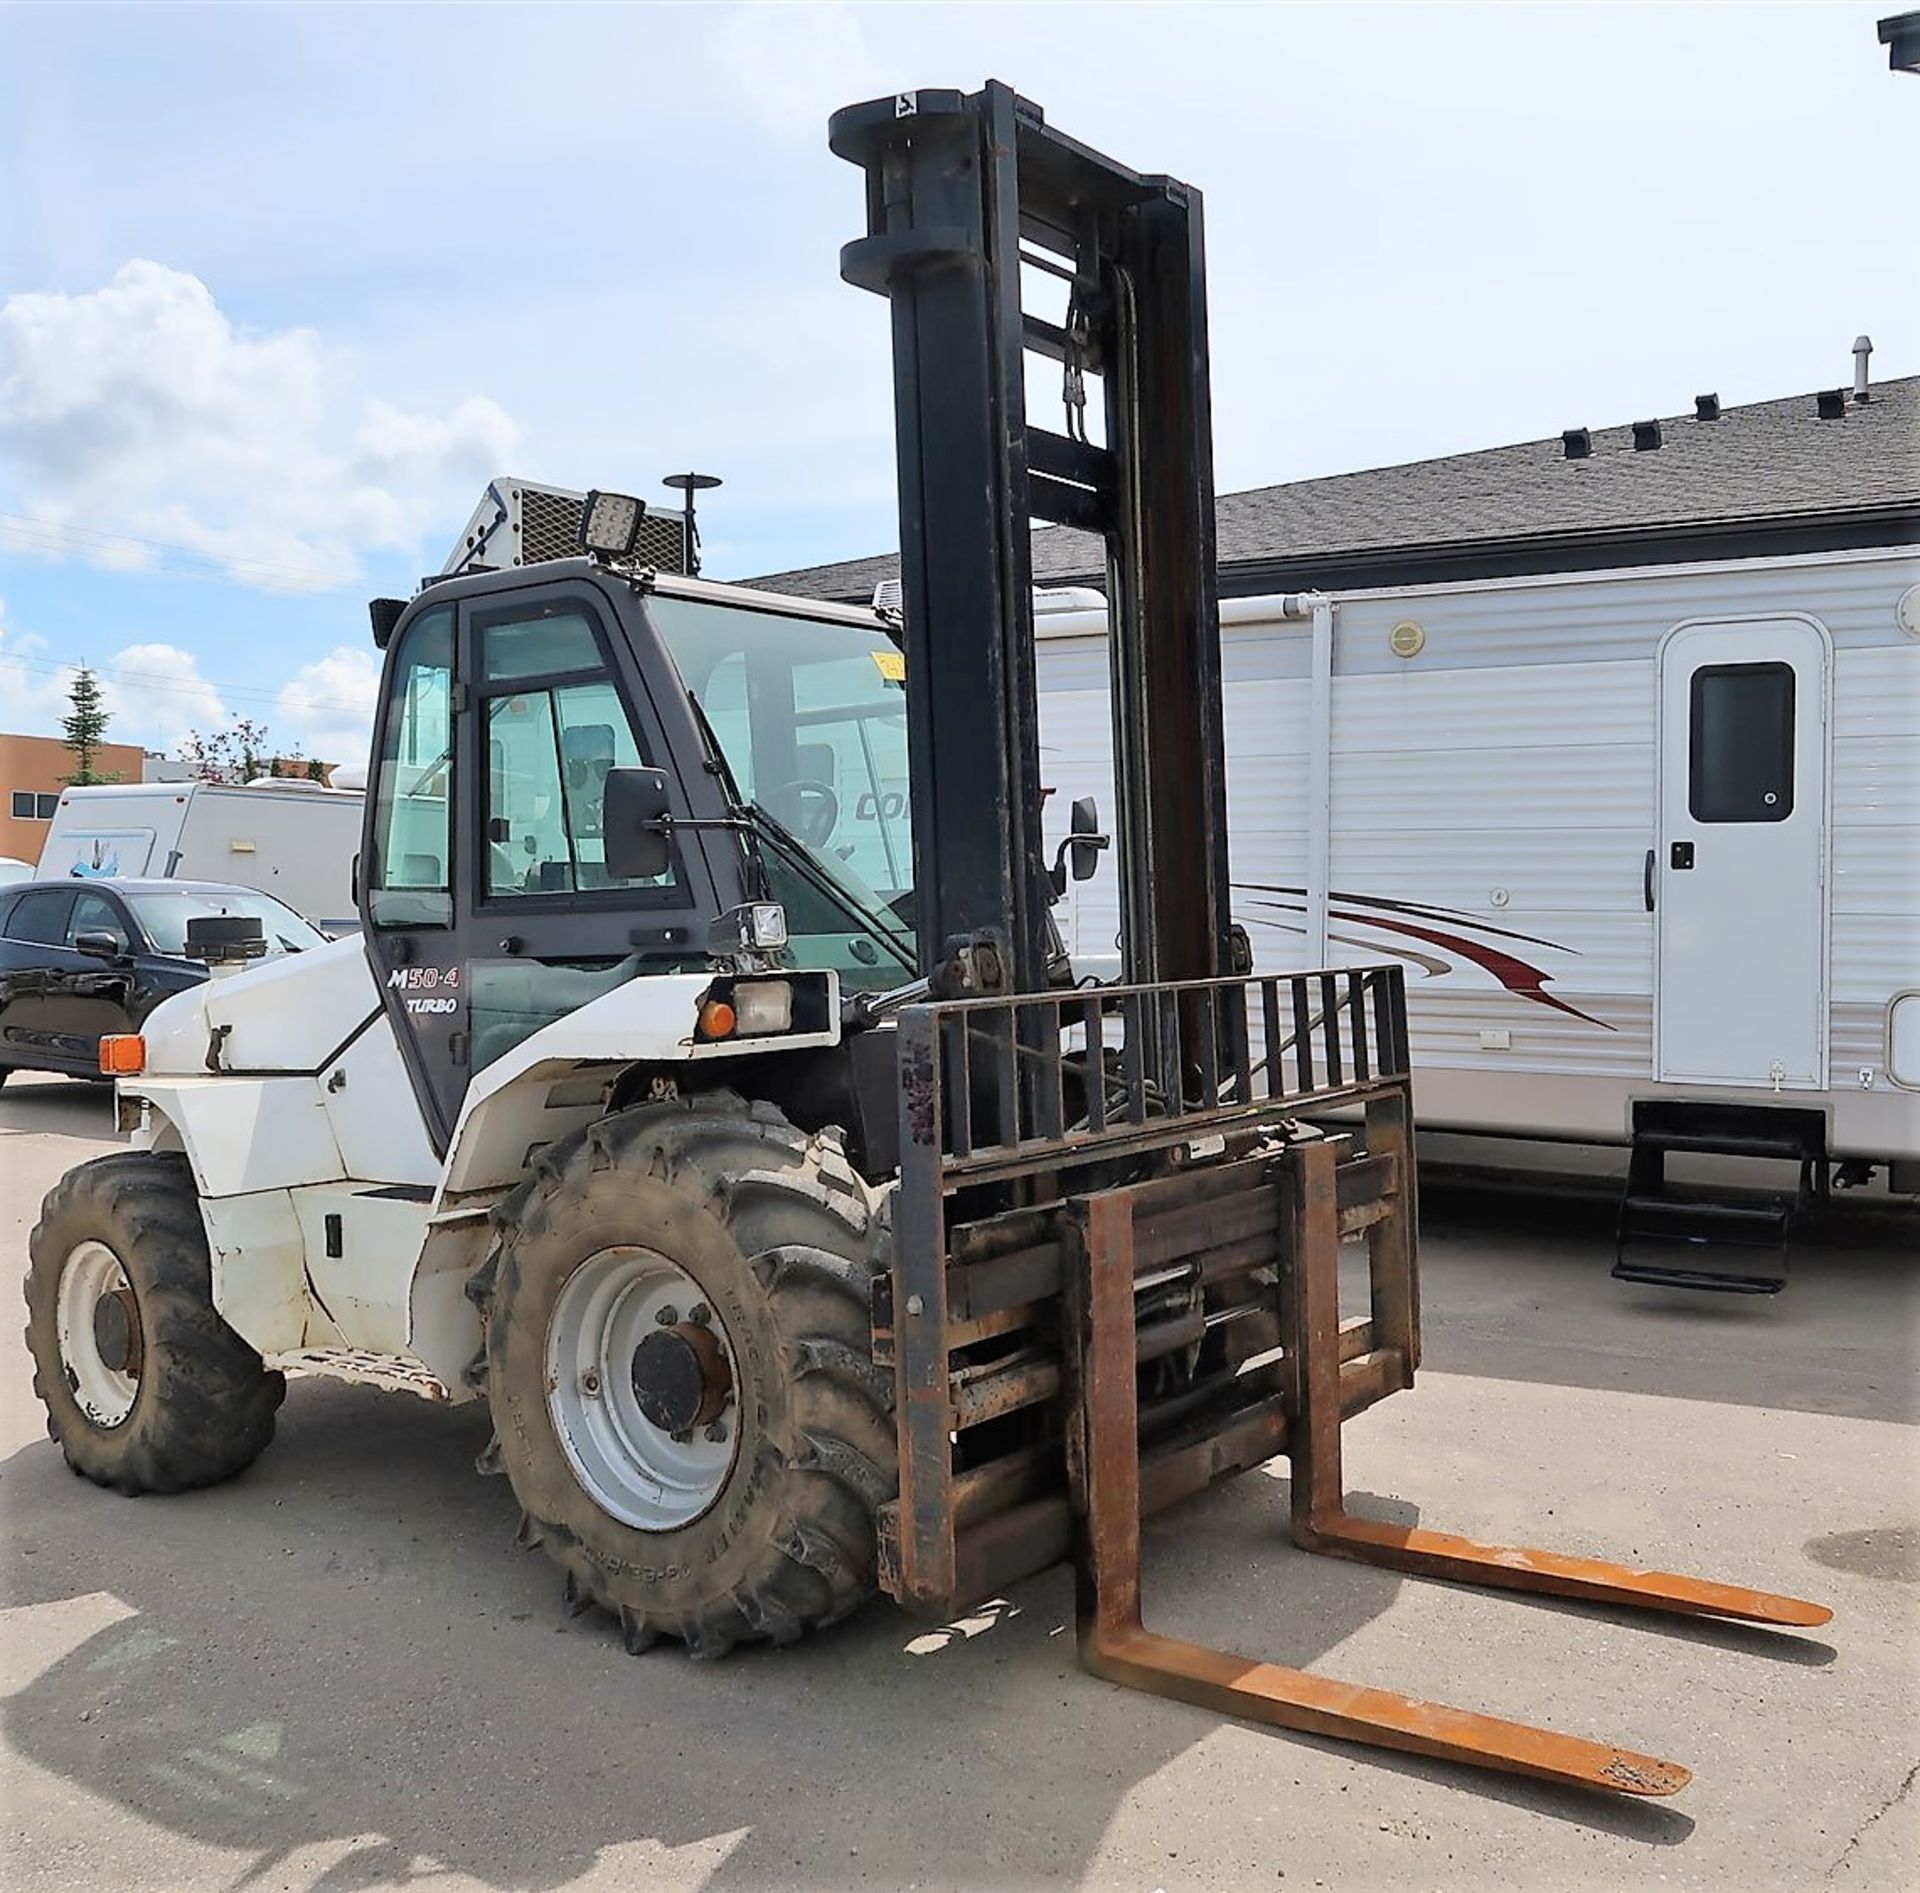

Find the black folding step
[[1610, 1260, 1790, 1296], [1611, 1101, 1826, 1297], [1631, 1129, 1821, 1163]]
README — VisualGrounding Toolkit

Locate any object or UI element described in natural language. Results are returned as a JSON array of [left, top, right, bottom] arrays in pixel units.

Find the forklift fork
[[1066, 1139, 1830, 1799]]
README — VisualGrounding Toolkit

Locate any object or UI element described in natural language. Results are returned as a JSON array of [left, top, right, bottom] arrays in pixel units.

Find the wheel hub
[[544, 1247, 742, 1531], [91, 1287, 143, 1378], [630, 1323, 731, 1435], [56, 1239, 141, 1428]]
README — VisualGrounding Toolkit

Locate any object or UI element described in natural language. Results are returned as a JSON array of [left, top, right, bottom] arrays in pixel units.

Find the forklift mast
[[830, 83, 1233, 1000], [824, 85, 1829, 1800]]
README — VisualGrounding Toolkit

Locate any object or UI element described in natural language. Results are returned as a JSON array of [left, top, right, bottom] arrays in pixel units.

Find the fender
[[115, 964, 843, 1392], [434, 966, 843, 1195]]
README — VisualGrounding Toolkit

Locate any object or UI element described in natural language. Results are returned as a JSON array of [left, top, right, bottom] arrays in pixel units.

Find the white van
[[40, 780, 363, 931]]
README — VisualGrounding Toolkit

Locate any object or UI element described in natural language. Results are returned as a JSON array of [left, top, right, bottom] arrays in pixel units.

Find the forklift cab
[[361, 565, 921, 1144]]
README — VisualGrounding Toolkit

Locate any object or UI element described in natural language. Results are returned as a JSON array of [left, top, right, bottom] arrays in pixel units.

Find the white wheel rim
[[56, 1239, 140, 1428], [545, 1247, 740, 1532]]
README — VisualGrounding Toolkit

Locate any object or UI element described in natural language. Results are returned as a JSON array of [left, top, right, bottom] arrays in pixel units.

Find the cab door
[[362, 602, 464, 1142], [362, 583, 705, 1152]]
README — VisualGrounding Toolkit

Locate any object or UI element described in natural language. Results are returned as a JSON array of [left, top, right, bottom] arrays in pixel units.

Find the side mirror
[[603, 766, 674, 882], [73, 931, 127, 963], [1050, 794, 1111, 896], [1068, 796, 1109, 881]]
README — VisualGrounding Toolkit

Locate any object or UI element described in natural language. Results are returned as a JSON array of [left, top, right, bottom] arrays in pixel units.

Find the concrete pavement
[[2, 1069, 1915, 1891]]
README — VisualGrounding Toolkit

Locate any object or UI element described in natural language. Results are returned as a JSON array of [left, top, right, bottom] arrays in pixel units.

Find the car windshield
[[125, 889, 328, 956], [648, 593, 915, 984]]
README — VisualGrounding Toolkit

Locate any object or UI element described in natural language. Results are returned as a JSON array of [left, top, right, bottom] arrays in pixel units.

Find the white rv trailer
[[1034, 544, 1920, 1184], [38, 779, 364, 931]]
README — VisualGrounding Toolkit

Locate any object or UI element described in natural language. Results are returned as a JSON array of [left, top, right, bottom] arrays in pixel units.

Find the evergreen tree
[[60, 667, 116, 785]]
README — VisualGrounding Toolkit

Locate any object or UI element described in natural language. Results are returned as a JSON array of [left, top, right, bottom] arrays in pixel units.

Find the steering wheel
[[762, 778, 839, 848]]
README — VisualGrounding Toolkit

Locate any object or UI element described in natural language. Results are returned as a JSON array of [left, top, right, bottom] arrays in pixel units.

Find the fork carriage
[[882, 965, 1416, 1614], [879, 966, 1828, 1796]]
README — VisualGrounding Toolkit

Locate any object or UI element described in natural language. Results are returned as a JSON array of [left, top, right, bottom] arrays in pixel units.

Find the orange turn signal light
[[695, 999, 737, 1041], [99, 1035, 146, 1077]]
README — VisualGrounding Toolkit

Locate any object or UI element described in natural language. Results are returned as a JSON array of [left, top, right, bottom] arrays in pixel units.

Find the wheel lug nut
[[703, 1420, 728, 1443], [581, 1369, 601, 1396], [655, 1305, 678, 1326], [688, 1303, 711, 1327], [670, 1428, 693, 1444]]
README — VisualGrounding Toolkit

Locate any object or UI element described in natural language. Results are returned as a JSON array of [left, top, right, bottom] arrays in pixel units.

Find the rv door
[[1654, 616, 1829, 1089]]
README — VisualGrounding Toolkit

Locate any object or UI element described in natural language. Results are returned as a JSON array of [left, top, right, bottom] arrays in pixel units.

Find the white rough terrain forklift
[[27, 84, 1829, 1797]]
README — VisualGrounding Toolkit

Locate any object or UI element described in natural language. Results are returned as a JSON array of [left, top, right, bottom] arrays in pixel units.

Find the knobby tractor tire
[[471, 1094, 895, 1658], [24, 1150, 286, 1493]]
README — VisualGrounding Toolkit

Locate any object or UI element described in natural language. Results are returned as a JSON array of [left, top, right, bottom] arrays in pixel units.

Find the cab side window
[[367, 606, 455, 927], [480, 608, 675, 899], [69, 892, 131, 953], [6, 890, 76, 947]]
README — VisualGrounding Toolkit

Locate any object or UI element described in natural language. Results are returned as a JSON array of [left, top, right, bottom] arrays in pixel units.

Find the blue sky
[[2, 1, 1913, 767]]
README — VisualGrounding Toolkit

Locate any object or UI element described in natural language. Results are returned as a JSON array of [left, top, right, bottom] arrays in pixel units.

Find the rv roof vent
[[1853, 334, 1873, 403], [1695, 393, 1720, 422], [1561, 427, 1592, 460], [1816, 389, 1847, 420], [1034, 585, 1107, 614], [1632, 419, 1663, 452], [871, 579, 904, 614]]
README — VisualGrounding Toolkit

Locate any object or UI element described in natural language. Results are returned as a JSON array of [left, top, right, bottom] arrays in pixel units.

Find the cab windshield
[[127, 888, 328, 956], [647, 594, 914, 985]]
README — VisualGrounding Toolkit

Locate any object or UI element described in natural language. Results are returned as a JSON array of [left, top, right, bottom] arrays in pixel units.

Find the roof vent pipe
[[1632, 419, 1663, 451], [1853, 334, 1873, 402], [1561, 427, 1592, 460], [1695, 393, 1720, 421]]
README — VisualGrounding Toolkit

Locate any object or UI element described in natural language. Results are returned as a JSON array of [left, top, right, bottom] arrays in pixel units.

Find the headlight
[[695, 979, 794, 1041], [579, 489, 645, 558], [732, 979, 794, 1035], [747, 902, 788, 949]]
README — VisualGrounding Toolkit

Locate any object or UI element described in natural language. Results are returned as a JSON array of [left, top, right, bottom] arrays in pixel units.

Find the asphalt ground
[[2, 1068, 1915, 1892]]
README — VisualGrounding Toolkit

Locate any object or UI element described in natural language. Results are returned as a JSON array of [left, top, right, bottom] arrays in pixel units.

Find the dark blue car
[[0, 879, 327, 1084]]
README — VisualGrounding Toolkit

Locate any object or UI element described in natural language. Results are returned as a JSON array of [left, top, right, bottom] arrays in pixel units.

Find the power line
[[0, 512, 359, 594], [0, 645, 375, 717]]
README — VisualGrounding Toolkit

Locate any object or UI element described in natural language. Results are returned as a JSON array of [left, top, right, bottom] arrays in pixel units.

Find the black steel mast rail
[[829, 81, 1234, 1016]]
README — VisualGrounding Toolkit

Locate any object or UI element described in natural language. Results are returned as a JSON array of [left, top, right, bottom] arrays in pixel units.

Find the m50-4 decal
[[389, 964, 463, 1016]]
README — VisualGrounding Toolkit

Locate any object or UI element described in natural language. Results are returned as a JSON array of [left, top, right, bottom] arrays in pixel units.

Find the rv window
[[1688, 662, 1794, 824]]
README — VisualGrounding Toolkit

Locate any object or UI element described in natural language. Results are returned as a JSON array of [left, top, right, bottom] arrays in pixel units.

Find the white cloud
[[0, 261, 520, 591], [0, 595, 234, 755], [275, 644, 382, 773], [0, 595, 70, 731], [95, 644, 229, 751], [707, 2, 888, 139]]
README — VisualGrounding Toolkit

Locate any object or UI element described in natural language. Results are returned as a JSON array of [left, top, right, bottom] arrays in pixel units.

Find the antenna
[[662, 472, 722, 576]]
